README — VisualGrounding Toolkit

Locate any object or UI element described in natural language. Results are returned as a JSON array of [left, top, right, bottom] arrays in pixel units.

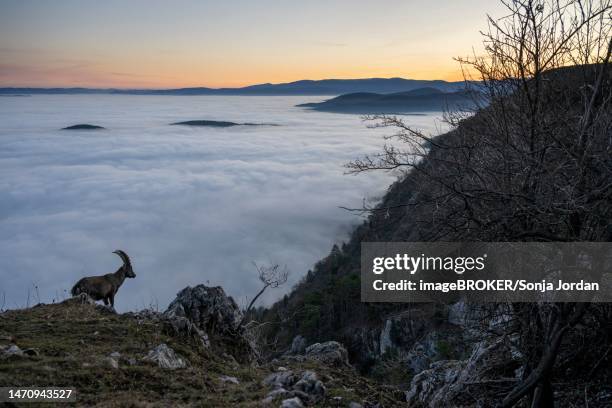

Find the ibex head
[[113, 250, 136, 278]]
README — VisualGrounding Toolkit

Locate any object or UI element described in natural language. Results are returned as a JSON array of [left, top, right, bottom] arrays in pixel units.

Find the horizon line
[[0, 76, 464, 91]]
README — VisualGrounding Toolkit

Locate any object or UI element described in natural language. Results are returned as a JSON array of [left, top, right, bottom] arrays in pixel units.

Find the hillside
[[0, 290, 407, 407], [296, 88, 476, 113], [260, 63, 612, 406]]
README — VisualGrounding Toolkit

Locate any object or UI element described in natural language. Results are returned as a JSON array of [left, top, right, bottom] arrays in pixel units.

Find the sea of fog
[[0, 95, 447, 311]]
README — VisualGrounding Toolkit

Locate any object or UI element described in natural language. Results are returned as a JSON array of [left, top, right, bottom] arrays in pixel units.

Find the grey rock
[[289, 335, 307, 355], [405, 338, 516, 407], [1, 344, 38, 357], [263, 370, 298, 388], [379, 319, 395, 355], [106, 356, 119, 369], [219, 375, 240, 385], [164, 285, 257, 361], [293, 371, 325, 398], [263, 369, 326, 405], [280, 397, 304, 408], [143, 343, 187, 370], [165, 285, 242, 331], [304, 341, 349, 366], [2, 344, 23, 356], [349, 403, 364, 408]]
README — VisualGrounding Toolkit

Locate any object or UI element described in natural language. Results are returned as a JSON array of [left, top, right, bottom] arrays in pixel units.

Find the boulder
[[304, 341, 349, 366], [165, 285, 242, 334], [143, 343, 187, 370], [164, 285, 257, 362]]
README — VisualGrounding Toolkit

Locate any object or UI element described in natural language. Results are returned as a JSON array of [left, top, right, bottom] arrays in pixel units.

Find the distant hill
[[0, 78, 465, 96], [296, 87, 477, 113]]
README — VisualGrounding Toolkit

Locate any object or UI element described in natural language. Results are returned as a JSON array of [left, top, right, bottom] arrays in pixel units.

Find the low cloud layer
[[0, 95, 444, 311]]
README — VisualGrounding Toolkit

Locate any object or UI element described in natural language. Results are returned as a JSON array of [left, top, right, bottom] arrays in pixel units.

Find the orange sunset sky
[[0, 0, 505, 88]]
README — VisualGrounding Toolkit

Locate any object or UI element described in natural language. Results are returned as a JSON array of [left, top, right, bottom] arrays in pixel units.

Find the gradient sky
[[0, 0, 505, 88]]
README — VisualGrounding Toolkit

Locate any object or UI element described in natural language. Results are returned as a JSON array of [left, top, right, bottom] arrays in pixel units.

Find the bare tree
[[240, 262, 289, 327]]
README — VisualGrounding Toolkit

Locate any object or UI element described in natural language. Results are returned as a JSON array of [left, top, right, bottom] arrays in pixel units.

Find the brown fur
[[71, 250, 136, 307]]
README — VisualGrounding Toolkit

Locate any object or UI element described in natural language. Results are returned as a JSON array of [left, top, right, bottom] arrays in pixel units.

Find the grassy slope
[[0, 299, 406, 407]]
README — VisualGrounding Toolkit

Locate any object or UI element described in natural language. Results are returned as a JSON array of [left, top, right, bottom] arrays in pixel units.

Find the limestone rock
[[1, 344, 38, 358], [289, 335, 307, 355], [280, 397, 304, 408], [164, 285, 257, 362], [262, 369, 325, 405], [304, 341, 349, 366], [143, 343, 187, 370], [219, 375, 240, 384], [405, 338, 518, 407]]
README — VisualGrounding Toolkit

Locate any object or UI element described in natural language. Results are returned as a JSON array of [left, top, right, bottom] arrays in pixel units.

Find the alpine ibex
[[71, 250, 136, 307]]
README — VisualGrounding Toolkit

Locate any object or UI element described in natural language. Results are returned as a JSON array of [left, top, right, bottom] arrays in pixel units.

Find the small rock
[[1, 344, 37, 357], [349, 402, 364, 408], [22, 348, 38, 356], [109, 351, 121, 359], [3, 344, 23, 356], [277, 366, 288, 371], [280, 397, 304, 408], [143, 343, 187, 369], [219, 375, 240, 385], [106, 357, 119, 369]]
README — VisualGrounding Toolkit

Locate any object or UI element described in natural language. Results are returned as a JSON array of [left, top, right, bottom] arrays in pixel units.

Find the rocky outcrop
[[165, 286, 242, 334], [164, 285, 258, 363], [405, 338, 519, 407], [143, 343, 187, 370]]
